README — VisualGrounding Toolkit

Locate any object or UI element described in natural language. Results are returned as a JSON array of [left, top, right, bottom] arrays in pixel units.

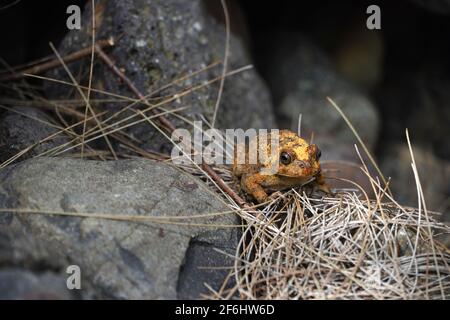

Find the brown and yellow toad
[[232, 130, 330, 203]]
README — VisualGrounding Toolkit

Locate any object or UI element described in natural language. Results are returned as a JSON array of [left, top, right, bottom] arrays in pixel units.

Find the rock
[[409, 0, 450, 14], [0, 106, 69, 164], [376, 67, 450, 161], [0, 157, 239, 299], [380, 143, 449, 212], [0, 268, 75, 300], [261, 34, 380, 163], [321, 160, 375, 198], [45, 0, 275, 154], [333, 28, 384, 91], [177, 240, 234, 299]]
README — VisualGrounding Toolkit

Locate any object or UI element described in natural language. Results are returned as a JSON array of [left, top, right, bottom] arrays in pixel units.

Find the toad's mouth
[[275, 169, 321, 179], [275, 174, 317, 182]]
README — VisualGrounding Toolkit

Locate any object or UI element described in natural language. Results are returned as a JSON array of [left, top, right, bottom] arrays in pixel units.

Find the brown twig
[[202, 163, 246, 207], [0, 38, 114, 82]]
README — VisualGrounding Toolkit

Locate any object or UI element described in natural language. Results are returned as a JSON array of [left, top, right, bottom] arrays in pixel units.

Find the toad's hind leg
[[241, 173, 268, 203]]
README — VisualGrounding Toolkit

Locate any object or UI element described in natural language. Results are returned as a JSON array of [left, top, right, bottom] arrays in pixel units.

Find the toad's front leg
[[240, 173, 268, 203]]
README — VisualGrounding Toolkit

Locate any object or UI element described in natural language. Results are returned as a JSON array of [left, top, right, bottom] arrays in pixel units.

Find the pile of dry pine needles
[[203, 154, 450, 300]]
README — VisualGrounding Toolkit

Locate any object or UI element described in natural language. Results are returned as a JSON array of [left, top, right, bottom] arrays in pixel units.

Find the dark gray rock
[[0, 268, 75, 300], [177, 240, 234, 299], [46, 0, 275, 154], [0, 157, 239, 299], [380, 143, 449, 212], [377, 67, 450, 161], [262, 34, 379, 162], [0, 107, 69, 164]]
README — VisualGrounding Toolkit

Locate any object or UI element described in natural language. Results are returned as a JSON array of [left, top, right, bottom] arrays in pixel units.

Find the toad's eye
[[280, 152, 292, 165], [316, 148, 322, 160]]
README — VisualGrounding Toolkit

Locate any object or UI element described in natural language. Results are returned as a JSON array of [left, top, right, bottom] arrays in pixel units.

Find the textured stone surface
[[0, 268, 75, 300], [0, 158, 238, 299], [45, 0, 275, 154], [0, 107, 69, 164], [380, 143, 450, 246], [261, 34, 379, 162]]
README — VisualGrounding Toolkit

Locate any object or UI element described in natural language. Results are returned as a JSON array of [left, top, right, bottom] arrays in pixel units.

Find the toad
[[232, 130, 330, 203]]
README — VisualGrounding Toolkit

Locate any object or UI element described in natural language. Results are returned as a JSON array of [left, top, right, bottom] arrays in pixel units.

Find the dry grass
[[165, 134, 450, 300], [206, 164, 450, 300]]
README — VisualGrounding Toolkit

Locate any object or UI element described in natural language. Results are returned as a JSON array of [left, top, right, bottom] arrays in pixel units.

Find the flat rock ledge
[[0, 157, 238, 299]]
